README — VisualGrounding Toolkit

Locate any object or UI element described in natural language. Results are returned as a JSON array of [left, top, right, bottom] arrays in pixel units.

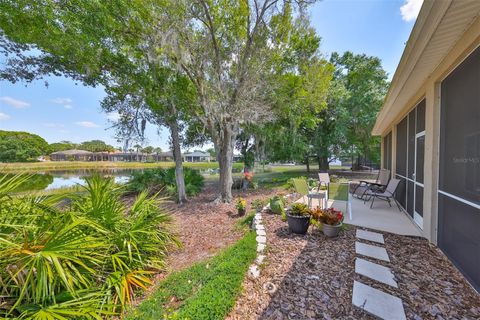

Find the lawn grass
[[0, 161, 243, 172], [125, 231, 257, 320]]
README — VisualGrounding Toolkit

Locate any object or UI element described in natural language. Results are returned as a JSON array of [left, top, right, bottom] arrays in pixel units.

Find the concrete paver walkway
[[352, 229, 406, 320]]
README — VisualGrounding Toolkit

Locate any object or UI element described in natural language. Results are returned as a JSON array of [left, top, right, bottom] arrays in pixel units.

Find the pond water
[[2, 167, 241, 192]]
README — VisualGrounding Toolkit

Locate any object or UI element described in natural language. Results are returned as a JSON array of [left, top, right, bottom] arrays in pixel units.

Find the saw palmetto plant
[[0, 174, 178, 319]]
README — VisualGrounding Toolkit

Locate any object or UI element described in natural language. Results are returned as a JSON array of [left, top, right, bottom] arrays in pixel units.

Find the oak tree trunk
[[318, 155, 329, 171], [169, 119, 187, 204], [217, 126, 235, 202]]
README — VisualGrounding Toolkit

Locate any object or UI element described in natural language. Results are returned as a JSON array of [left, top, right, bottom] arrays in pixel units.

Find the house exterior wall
[[380, 17, 480, 243], [379, 18, 480, 290]]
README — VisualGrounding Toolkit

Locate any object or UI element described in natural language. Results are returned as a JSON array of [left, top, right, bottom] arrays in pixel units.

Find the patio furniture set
[[352, 169, 402, 211], [292, 169, 402, 211]]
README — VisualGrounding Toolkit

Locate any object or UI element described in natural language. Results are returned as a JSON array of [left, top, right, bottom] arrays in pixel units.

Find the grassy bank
[[0, 161, 244, 172], [126, 230, 257, 320]]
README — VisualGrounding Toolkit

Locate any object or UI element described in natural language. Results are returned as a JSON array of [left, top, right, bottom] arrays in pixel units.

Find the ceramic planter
[[322, 223, 342, 237], [286, 213, 310, 234]]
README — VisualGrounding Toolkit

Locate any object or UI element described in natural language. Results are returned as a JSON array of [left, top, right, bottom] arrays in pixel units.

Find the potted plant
[[286, 203, 311, 234], [311, 207, 344, 237], [235, 197, 247, 216]]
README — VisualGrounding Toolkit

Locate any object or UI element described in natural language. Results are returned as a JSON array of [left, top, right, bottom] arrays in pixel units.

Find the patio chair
[[292, 178, 326, 209], [318, 172, 330, 189], [318, 172, 330, 208], [364, 178, 402, 210], [352, 169, 390, 200]]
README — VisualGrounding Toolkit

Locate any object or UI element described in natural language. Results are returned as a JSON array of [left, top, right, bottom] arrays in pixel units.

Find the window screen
[[383, 132, 392, 172], [396, 117, 408, 176], [395, 175, 407, 208], [440, 46, 480, 205], [408, 110, 416, 179], [416, 100, 426, 133]]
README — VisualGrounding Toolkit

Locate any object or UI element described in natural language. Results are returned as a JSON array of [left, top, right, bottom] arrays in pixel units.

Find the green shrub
[[0, 174, 178, 319], [269, 196, 285, 215], [127, 167, 204, 198]]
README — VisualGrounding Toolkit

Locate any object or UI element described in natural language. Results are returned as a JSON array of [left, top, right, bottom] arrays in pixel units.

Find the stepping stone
[[256, 224, 265, 230], [256, 236, 267, 244], [352, 281, 405, 320], [257, 243, 265, 252], [256, 229, 266, 236], [355, 242, 390, 262], [355, 258, 398, 288], [356, 229, 385, 244]]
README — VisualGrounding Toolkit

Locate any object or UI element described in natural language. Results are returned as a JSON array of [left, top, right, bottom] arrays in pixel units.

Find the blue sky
[[0, 0, 422, 150]]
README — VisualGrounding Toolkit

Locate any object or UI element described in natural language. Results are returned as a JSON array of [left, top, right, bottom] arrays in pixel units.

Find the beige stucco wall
[[380, 16, 480, 243]]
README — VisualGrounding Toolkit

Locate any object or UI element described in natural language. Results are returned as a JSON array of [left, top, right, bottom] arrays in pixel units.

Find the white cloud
[[400, 0, 423, 22], [106, 112, 120, 121], [0, 96, 30, 109], [51, 97, 73, 109], [75, 121, 99, 128], [0, 112, 10, 120]]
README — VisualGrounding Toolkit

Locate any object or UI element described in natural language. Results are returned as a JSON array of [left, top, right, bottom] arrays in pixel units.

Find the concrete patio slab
[[294, 193, 423, 237], [355, 242, 390, 262], [355, 258, 397, 287], [352, 281, 406, 320], [336, 197, 422, 237], [356, 229, 385, 244]]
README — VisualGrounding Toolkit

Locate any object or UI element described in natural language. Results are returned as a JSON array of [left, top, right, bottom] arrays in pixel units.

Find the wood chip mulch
[[133, 182, 282, 299], [227, 214, 480, 320]]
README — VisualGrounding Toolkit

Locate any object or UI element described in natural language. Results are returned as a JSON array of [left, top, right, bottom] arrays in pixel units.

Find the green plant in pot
[[286, 203, 312, 234], [236, 197, 247, 216], [311, 207, 344, 237]]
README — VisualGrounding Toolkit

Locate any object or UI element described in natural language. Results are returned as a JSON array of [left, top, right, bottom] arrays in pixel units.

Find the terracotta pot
[[286, 213, 310, 234], [322, 223, 342, 237]]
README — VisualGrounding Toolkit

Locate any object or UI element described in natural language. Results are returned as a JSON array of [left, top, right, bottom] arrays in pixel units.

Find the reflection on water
[[2, 166, 242, 192]]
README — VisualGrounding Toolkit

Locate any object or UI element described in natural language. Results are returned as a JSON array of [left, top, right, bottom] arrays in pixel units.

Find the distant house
[[50, 150, 147, 162], [50, 149, 93, 161], [154, 151, 174, 162], [108, 152, 147, 162], [183, 151, 210, 162]]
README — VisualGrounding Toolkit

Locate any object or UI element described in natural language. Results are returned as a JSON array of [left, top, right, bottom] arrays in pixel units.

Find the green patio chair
[[292, 178, 326, 209]]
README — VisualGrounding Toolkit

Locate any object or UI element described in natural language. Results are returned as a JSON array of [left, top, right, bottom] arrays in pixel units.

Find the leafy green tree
[[329, 52, 389, 169], [0, 1, 193, 203], [0, 130, 49, 162], [248, 13, 333, 168], [142, 146, 154, 154], [48, 141, 77, 154], [78, 140, 115, 153], [154, 1, 326, 201]]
